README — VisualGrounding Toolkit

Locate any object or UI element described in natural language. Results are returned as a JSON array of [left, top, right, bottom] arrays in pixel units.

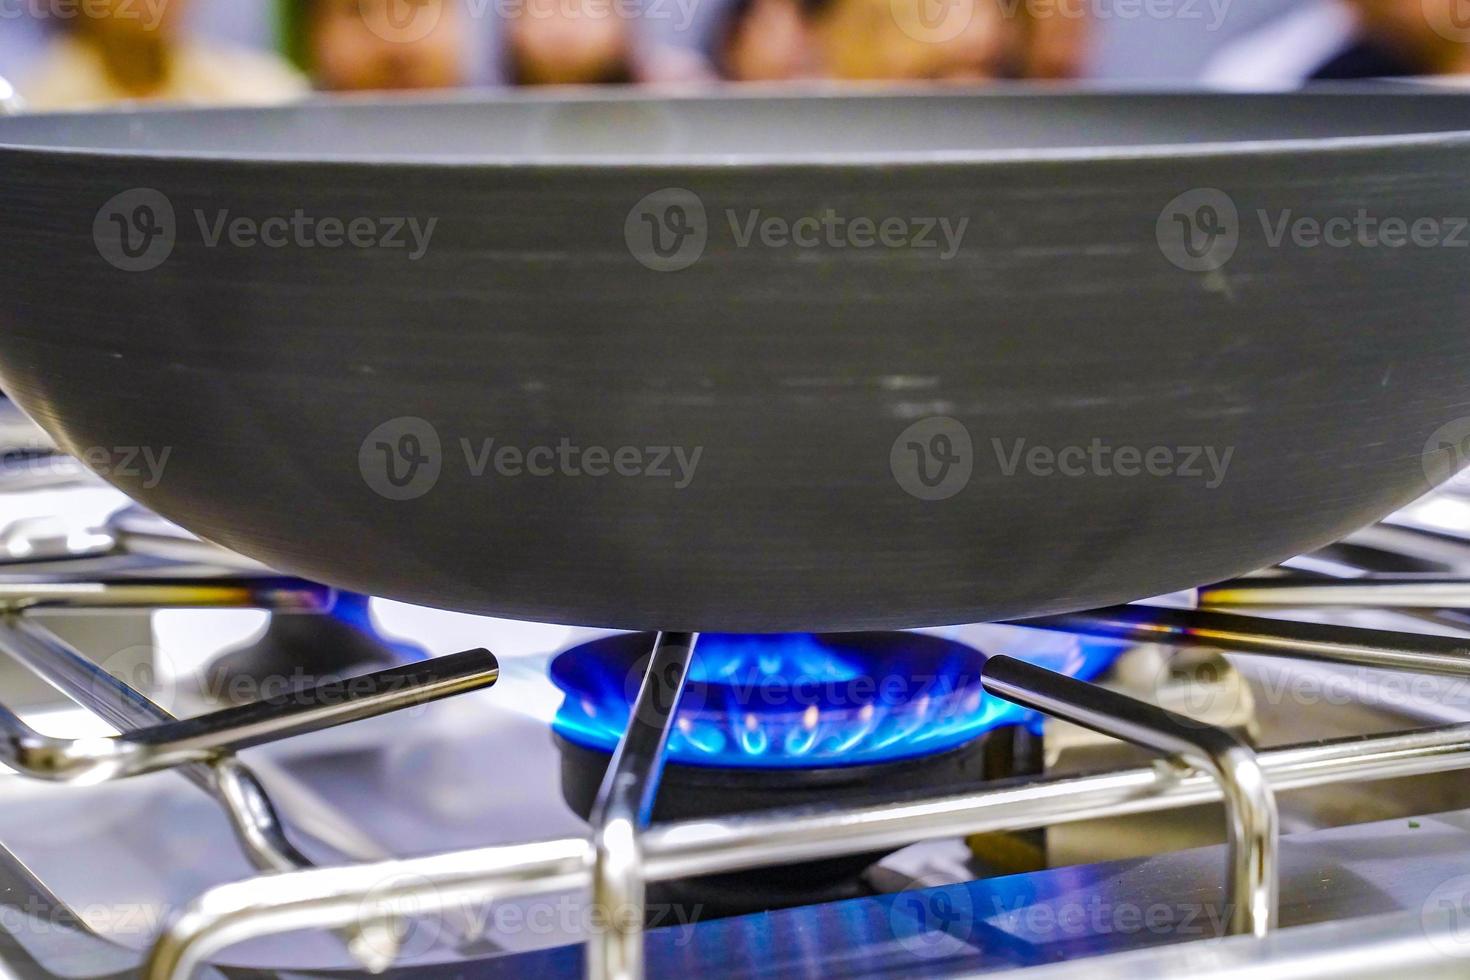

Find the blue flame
[[687, 634, 863, 685], [326, 594, 432, 662], [551, 630, 1125, 770]]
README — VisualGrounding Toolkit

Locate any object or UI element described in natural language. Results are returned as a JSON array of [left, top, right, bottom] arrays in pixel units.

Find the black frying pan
[[2, 88, 1469, 631]]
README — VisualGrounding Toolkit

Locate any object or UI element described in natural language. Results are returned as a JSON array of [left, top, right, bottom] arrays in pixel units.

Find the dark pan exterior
[[2, 90, 1470, 631]]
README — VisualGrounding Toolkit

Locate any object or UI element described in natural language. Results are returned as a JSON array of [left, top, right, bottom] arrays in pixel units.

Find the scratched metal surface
[[2, 90, 1470, 630]]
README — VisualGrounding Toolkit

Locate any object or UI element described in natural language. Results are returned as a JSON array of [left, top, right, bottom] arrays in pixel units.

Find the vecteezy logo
[[1422, 416, 1470, 490], [1147, 652, 1245, 731], [359, 0, 443, 44], [891, 417, 974, 501], [625, 188, 708, 272], [623, 642, 707, 729], [1157, 188, 1239, 273], [359, 417, 443, 501], [889, 877, 976, 959], [1422, 874, 1470, 958], [890, 0, 974, 43], [94, 188, 176, 272], [92, 645, 179, 718], [357, 872, 446, 963], [1425, 0, 1470, 43]]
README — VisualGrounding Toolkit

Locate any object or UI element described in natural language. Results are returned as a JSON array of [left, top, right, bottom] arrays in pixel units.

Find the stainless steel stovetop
[[5, 400, 1470, 980]]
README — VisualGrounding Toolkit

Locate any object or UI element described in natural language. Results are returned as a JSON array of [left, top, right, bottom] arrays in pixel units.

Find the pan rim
[[3, 83, 1470, 169]]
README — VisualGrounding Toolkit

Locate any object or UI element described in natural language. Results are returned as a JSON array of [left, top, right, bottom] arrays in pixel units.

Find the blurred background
[[1, 0, 1468, 111]]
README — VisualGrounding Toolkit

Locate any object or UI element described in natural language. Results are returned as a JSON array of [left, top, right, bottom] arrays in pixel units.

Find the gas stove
[[5, 401, 1470, 980]]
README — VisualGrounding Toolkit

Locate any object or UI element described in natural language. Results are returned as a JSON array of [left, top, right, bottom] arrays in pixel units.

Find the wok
[[2, 89, 1469, 632]]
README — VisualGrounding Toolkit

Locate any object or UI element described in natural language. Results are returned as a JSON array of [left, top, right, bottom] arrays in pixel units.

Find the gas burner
[[550, 631, 1120, 771], [554, 728, 1033, 917], [203, 592, 430, 707], [549, 630, 1124, 917]]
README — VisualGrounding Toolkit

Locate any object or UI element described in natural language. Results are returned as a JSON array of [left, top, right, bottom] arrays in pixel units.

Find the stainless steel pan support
[[1022, 602, 1470, 674], [0, 577, 498, 970], [588, 632, 696, 980], [0, 635, 498, 783], [0, 615, 402, 969], [141, 571, 1470, 980], [981, 655, 1278, 937]]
